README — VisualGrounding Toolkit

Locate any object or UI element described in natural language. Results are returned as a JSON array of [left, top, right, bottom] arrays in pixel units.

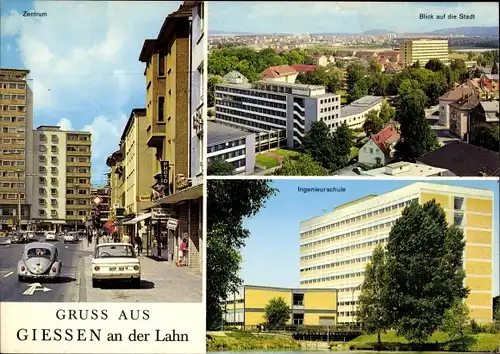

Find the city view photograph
[[206, 1, 499, 178], [0, 0, 205, 304]]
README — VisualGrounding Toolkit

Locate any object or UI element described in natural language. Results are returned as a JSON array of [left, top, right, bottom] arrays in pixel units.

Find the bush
[[470, 319, 482, 334], [206, 334, 301, 351]]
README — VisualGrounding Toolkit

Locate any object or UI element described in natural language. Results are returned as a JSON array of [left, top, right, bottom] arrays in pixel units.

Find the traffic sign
[[93, 196, 103, 206]]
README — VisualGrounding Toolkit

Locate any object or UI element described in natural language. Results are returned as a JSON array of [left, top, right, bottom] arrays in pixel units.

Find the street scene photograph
[[206, 1, 499, 177], [206, 179, 500, 352], [0, 0, 206, 303]]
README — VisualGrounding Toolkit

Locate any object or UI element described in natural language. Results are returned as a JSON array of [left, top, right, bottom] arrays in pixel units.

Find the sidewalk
[[79, 240, 96, 252], [80, 254, 202, 303]]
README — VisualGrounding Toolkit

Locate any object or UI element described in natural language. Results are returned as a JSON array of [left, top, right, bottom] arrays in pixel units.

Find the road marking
[[22, 282, 51, 295], [65, 246, 69, 249], [4, 271, 13, 278]]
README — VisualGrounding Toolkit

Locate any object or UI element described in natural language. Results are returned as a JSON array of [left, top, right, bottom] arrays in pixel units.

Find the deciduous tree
[[273, 154, 329, 176], [207, 158, 234, 176], [264, 297, 291, 330], [442, 299, 471, 351], [362, 110, 384, 135], [208, 75, 223, 107]]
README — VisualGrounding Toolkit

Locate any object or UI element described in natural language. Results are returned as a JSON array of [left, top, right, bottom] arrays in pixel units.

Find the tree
[[301, 121, 337, 171], [411, 60, 421, 69], [207, 158, 234, 176], [492, 60, 499, 75], [331, 122, 354, 169], [395, 81, 440, 161], [206, 180, 277, 330], [362, 110, 384, 135], [208, 75, 223, 107], [384, 200, 469, 343], [425, 58, 445, 72], [346, 62, 366, 95], [273, 154, 329, 176], [442, 299, 471, 351], [378, 101, 396, 124], [264, 297, 290, 330], [357, 245, 391, 347]]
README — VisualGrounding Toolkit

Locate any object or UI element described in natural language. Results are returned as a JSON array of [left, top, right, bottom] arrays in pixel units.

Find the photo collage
[[0, 1, 498, 354]]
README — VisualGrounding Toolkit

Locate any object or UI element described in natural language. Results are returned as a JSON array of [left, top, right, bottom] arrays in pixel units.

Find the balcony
[[146, 124, 166, 148], [73, 194, 90, 199], [0, 153, 24, 160], [0, 186, 23, 193], [2, 165, 25, 171], [67, 161, 91, 167], [66, 171, 90, 177], [66, 204, 90, 209], [0, 143, 24, 149], [66, 139, 91, 146], [66, 150, 91, 156], [0, 132, 25, 139]]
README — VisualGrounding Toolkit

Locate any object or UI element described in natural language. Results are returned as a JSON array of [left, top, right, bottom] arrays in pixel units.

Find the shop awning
[[151, 183, 202, 207], [122, 212, 152, 225]]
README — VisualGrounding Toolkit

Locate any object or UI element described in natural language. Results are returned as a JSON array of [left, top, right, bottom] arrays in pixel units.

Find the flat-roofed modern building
[[338, 96, 384, 132], [222, 285, 338, 328], [399, 39, 450, 67], [207, 121, 255, 175], [214, 73, 341, 150], [300, 182, 495, 324]]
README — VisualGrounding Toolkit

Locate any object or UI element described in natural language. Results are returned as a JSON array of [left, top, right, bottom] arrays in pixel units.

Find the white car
[[63, 232, 78, 243], [91, 243, 141, 288], [44, 231, 57, 241]]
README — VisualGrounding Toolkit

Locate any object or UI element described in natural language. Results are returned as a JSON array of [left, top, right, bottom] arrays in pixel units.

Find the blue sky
[[209, 2, 498, 34], [0, 0, 181, 185], [240, 179, 500, 297]]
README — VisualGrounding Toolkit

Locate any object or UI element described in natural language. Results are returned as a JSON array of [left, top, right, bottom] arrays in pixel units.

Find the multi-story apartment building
[[0, 68, 33, 231], [32, 126, 92, 231], [399, 39, 450, 67], [207, 121, 256, 175], [222, 285, 338, 328], [300, 182, 495, 324], [214, 75, 341, 150]]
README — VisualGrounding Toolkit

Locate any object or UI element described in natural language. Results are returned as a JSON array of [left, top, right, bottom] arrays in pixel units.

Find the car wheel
[[18, 275, 24, 282], [92, 278, 99, 288], [132, 278, 141, 288]]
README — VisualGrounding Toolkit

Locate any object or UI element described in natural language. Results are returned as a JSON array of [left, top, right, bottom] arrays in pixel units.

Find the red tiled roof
[[371, 125, 400, 152], [260, 65, 298, 79], [290, 64, 317, 73], [439, 85, 475, 101]]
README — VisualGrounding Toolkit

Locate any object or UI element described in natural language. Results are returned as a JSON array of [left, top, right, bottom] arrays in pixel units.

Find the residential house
[[358, 125, 400, 166], [438, 85, 477, 128], [465, 78, 498, 101], [260, 65, 298, 83], [383, 62, 403, 74], [377, 51, 399, 63], [470, 100, 500, 143], [311, 54, 328, 67], [327, 55, 335, 65], [223, 71, 249, 84], [449, 98, 480, 140], [416, 140, 500, 176], [354, 51, 378, 61], [290, 64, 317, 73]]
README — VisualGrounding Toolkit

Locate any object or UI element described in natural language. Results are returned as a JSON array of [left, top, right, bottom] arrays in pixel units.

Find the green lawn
[[255, 154, 280, 169], [271, 149, 301, 159], [449, 51, 469, 60]]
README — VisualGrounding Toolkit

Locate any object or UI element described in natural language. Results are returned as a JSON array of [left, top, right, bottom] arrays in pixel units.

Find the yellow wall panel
[[304, 292, 337, 310], [466, 245, 492, 260], [469, 307, 493, 323], [245, 288, 291, 309], [466, 292, 492, 307], [466, 277, 492, 291], [244, 311, 266, 326], [466, 214, 492, 228], [466, 261, 492, 275], [420, 192, 450, 208], [466, 229, 492, 245], [466, 198, 492, 213]]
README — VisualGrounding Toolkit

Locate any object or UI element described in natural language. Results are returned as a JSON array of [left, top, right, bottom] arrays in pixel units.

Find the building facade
[[338, 96, 384, 132], [215, 76, 341, 150], [91, 186, 110, 224], [207, 121, 255, 174], [223, 285, 338, 328], [300, 182, 494, 324], [31, 126, 92, 231], [0, 68, 33, 232], [399, 39, 450, 67]]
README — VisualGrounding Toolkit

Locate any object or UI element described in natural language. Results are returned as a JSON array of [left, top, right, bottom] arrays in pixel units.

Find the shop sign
[[136, 194, 150, 202], [152, 208, 172, 220], [166, 218, 179, 230]]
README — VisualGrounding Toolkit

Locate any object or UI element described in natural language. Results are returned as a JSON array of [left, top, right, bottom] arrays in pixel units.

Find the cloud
[[1, 1, 180, 183], [56, 118, 73, 131]]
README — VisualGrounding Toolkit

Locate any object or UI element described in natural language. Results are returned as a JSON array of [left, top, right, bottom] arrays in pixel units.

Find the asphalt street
[[0, 236, 92, 302]]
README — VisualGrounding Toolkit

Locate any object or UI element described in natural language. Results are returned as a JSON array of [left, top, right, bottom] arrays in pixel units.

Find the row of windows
[[66, 199, 89, 205], [320, 105, 340, 114], [1, 138, 24, 145], [0, 182, 24, 188], [208, 139, 246, 153], [1, 160, 24, 166], [301, 270, 367, 285], [0, 193, 25, 200], [301, 233, 391, 261], [0, 149, 24, 155], [319, 114, 340, 121], [1, 105, 25, 112], [1, 116, 25, 123], [1, 83, 26, 90], [0, 94, 26, 100], [67, 146, 90, 152], [67, 167, 90, 174], [232, 159, 246, 169], [39, 166, 59, 174], [217, 86, 287, 102], [217, 107, 287, 128], [38, 209, 89, 217], [66, 134, 90, 142], [216, 92, 287, 110], [0, 170, 24, 178], [217, 97, 287, 118], [2, 126, 25, 133], [319, 97, 340, 104], [208, 148, 245, 162], [301, 255, 374, 273], [38, 177, 89, 184], [300, 199, 417, 239]]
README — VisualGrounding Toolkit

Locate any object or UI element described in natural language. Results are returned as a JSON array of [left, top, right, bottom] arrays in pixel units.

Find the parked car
[[26, 232, 37, 242], [11, 232, 27, 244], [63, 232, 78, 243], [91, 243, 141, 288], [17, 242, 62, 281], [45, 231, 57, 241]]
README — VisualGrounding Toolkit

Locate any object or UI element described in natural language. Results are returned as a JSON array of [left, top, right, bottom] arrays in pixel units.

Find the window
[[78, 189, 87, 195], [51, 199, 57, 206], [51, 167, 57, 174], [39, 146, 46, 153], [158, 52, 165, 77], [293, 293, 304, 306], [51, 189, 57, 196], [40, 134, 46, 141], [39, 177, 46, 184], [51, 145, 57, 153], [51, 156, 57, 163], [158, 96, 165, 122], [39, 210, 46, 216], [39, 166, 46, 173], [51, 178, 57, 184], [38, 199, 46, 205], [66, 189, 74, 195], [39, 188, 46, 195], [51, 210, 57, 217]]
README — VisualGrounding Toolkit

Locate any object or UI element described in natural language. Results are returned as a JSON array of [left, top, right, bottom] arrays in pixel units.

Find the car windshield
[[96, 245, 135, 258], [26, 247, 51, 258]]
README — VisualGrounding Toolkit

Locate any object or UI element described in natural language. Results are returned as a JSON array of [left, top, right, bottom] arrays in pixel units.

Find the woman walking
[[176, 238, 188, 267]]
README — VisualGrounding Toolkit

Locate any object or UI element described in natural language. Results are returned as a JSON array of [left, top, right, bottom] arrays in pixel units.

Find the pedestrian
[[176, 238, 188, 267], [122, 233, 131, 244], [87, 232, 92, 247], [134, 235, 143, 256]]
